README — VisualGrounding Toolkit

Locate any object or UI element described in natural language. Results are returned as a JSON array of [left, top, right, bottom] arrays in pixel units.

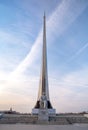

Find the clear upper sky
[[0, 0, 88, 113]]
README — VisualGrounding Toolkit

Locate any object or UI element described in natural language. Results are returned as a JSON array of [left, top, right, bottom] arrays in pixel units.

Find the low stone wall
[[0, 114, 38, 124], [49, 115, 88, 125], [66, 117, 88, 124], [0, 114, 88, 125]]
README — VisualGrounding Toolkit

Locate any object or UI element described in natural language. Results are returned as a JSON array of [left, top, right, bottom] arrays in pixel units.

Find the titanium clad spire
[[38, 13, 49, 100], [33, 13, 53, 110]]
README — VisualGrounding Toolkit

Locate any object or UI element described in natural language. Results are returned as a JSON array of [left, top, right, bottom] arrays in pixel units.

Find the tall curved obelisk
[[32, 14, 56, 119]]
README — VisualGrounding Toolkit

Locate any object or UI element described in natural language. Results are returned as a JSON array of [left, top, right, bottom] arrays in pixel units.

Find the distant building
[[0, 108, 18, 114]]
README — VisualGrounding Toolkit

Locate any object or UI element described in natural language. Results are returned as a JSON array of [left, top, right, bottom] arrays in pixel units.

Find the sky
[[0, 0, 88, 113]]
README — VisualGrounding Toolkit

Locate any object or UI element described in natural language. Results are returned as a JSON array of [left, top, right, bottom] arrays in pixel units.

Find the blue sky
[[0, 0, 88, 113]]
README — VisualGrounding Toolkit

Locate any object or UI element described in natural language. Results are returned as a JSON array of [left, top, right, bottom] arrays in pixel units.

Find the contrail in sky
[[11, 0, 88, 77], [68, 42, 88, 62]]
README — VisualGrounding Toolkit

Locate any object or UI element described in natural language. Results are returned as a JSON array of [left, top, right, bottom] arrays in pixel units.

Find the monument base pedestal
[[32, 108, 56, 115], [38, 109, 49, 121]]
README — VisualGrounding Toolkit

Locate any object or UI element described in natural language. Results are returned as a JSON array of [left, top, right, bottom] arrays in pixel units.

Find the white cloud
[[1, 66, 88, 112], [49, 66, 88, 112], [0, 30, 31, 48]]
